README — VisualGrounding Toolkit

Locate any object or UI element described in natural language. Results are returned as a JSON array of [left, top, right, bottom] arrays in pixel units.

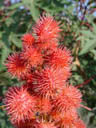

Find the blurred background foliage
[[0, 0, 96, 127]]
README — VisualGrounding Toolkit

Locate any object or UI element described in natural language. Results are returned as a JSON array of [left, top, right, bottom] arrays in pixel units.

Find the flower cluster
[[4, 14, 88, 128]]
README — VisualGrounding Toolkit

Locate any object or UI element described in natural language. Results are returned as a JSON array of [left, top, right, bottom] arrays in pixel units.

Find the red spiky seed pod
[[33, 67, 70, 98], [36, 41, 58, 52], [6, 53, 28, 78], [21, 33, 35, 47], [40, 122, 57, 128], [21, 47, 43, 67], [45, 47, 72, 69], [21, 72, 34, 83], [52, 85, 82, 112], [36, 98, 52, 113], [4, 86, 37, 124], [16, 119, 41, 128], [4, 14, 88, 128], [33, 15, 61, 44], [51, 107, 78, 128]]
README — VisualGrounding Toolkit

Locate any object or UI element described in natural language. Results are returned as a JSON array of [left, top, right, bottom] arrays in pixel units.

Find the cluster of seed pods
[[4, 14, 88, 128]]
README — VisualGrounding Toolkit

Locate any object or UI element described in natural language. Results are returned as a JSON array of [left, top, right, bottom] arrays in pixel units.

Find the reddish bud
[[21, 34, 35, 47], [6, 53, 28, 78], [4, 86, 36, 124], [33, 15, 61, 44]]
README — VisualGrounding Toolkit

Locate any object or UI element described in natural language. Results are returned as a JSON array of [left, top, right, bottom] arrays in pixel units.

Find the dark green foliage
[[0, 0, 96, 127]]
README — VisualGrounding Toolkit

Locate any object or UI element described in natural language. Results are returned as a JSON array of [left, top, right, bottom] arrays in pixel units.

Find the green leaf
[[22, 0, 40, 21], [9, 33, 22, 48], [1, 47, 10, 65], [30, 1, 40, 21], [79, 39, 96, 55], [81, 30, 94, 38], [79, 24, 96, 55], [2, 34, 10, 49]]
